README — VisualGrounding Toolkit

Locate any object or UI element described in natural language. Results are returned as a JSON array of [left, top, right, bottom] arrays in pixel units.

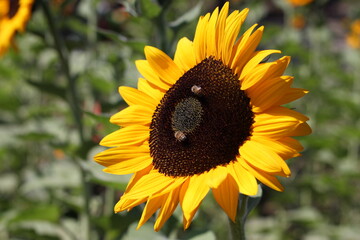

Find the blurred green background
[[1, 0, 360, 239]]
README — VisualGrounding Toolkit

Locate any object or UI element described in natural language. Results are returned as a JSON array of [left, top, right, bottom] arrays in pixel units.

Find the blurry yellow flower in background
[[95, 2, 311, 231], [287, 0, 314, 7], [346, 19, 360, 49], [0, 0, 34, 56], [350, 19, 360, 35]]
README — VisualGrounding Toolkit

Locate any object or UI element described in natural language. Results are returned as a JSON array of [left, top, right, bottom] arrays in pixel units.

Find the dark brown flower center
[[149, 57, 254, 177], [8, 0, 20, 19]]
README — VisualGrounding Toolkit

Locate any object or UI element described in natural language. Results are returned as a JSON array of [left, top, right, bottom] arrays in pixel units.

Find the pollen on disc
[[172, 97, 203, 134]]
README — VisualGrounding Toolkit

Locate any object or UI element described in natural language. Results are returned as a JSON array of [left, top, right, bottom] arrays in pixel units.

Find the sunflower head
[[0, 0, 34, 56], [95, 2, 311, 231]]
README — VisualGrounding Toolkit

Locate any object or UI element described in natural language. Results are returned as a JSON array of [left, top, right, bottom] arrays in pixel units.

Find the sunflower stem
[[40, 1, 90, 239], [39, 0, 85, 144], [155, 0, 173, 53], [229, 194, 248, 240]]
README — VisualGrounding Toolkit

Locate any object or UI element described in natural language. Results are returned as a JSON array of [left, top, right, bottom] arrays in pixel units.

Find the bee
[[191, 85, 202, 95], [174, 130, 186, 142]]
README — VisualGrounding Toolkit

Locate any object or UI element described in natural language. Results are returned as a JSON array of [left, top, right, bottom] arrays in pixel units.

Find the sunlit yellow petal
[[241, 161, 285, 192], [119, 86, 158, 109], [110, 105, 153, 127], [212, 175, 239, 222], [228, 161, 258, 195], [122, 170, 186, 200], [180, 174, 209, 225], [248, 76, 293, 112], [231, 25, 264, 74], [222, 8, 249, 64], [275, 88, 309, 105], [206, 166, 228, 188], [145, 46, 183, 85], [100, 125, 149, 147], [215, 2, 229, 57], [240, 49, 282, 77], [193, 13, 211, 63], [137, 194, 164, 230], [174, 37, 197, 71], [135, 60, 171, 91], [241, 56, 291, 90], [154, 187, 181, 231], [137, 78, 164, 102], [240, 140, 286, 174], [205, 6, 219, 57]]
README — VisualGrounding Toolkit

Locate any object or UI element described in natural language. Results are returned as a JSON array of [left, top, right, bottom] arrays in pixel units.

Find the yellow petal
[[275, 88, 309, 106], [137, 194, 164, 230], [206, 166, 228, 188], [252, 107, 309, 138], [278, 137, 304, 153], [183, 205, 200, 230], [110, 105, 153, 127], [119, 86, 158, 109], [137, 78, 164, 102], [193, 13, 211, 63], [240, 49, 281, 77], [248, 76, 293, 112], [99, 125, 149, 147], [212, 175, 239, 222], [115, 197, 148, 212], [135, 60, 171, 90], [144, 46, 183, 85], [252, 136, 302, 160], [222, 9, 249, 64], [241, 161, 284, 192], [288, 122, 312, 136], [103, 155, 152, 175], [154, 187, 181, 231], [121, 170, 185, 200], [254, 106, 309, 123], [94, 144, 149, 166], [180, 174, 209, 226], [241, 56, 291, 90], [215, 2, 229, 57], [231, 26, 264, 74], [174, 37, 197, 71], [123, 165, 153, 195], [240, 140, 285, 174], [228, 161, 258, 196], [205, 6, 219, 57]]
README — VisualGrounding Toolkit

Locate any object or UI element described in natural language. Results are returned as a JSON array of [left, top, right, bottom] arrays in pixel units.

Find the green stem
[[229, 195, 248, 240], [40, 1, 90, 239], [155, 0, 173, 53], [40, 0, 84, 143]]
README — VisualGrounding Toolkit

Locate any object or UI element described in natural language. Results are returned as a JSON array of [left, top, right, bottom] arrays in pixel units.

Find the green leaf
[[169, 1, 203, 28], [139, 0, 162, 19], [17, 132, 55, 142], [9, 205, 60, 224], [243, 184, 263, 220], [0, 89, 21, 112]]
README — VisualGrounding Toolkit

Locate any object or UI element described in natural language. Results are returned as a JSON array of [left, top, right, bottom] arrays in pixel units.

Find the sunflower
[[346, 19, 360, 49], [0, 0, 34, 56], [95, 2, 311, 231]]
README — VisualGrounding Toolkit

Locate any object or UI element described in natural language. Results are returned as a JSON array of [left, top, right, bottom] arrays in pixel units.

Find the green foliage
[[1, 0, 360, 239]]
